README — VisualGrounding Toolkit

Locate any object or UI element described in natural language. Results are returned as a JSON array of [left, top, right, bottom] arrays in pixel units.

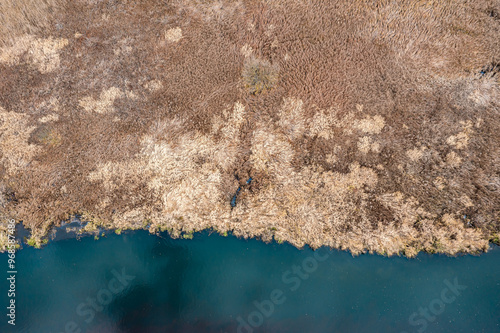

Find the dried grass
[[0, 0, 62, 47], [0, 35, 68, 73], [0, 0, 498, 255]]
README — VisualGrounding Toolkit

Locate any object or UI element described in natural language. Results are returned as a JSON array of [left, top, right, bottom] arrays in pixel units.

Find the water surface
[[1, 231, 499, 332]]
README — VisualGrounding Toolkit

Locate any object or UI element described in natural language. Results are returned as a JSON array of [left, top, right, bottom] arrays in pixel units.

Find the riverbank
[[2, 216, 500, 260]]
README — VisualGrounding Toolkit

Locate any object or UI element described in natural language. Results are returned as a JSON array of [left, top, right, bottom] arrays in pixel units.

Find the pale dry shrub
[[29, 123, 62, 147], [165, 27, 183, 42], [446, 120, 473, 149], [231, 159, 380, 251], [0, 35, 68, 73], [406, 146, 427, 162], [308, 109, 333, 139], [446, 151, 462, 168], [177, 0, 245, 23], [433, 177, 446, 190], [79, 87, 124, 114], [249, 126, 294, 178], [354, 115, 386, 135], [377, 192, 488, 256], [143, 80, 163, 92], [358, 136, 380, 154], [240, 44, 253, 58], [277, 97, 306, 140], [38, 114, 59, 123]]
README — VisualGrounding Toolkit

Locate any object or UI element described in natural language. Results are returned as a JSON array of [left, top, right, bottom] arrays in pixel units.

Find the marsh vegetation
[[0, 0, 498, 256]]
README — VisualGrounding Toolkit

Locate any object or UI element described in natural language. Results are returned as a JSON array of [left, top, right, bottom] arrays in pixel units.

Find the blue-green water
[[1, 231, 499, 333]]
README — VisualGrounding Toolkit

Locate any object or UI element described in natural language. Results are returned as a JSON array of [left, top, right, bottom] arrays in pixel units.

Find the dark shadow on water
[[114, 235, 192, 332]]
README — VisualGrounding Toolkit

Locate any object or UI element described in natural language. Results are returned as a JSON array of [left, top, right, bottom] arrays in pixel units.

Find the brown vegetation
[[0, 0, 499, 255], [0, 0, 62, 47]]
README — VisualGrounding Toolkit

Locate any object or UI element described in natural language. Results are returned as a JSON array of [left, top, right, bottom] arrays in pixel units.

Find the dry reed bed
[[0, 0, 498, 256]]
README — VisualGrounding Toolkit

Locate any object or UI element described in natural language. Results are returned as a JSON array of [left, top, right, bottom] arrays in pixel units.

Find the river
[[1, 230, 499, 332]]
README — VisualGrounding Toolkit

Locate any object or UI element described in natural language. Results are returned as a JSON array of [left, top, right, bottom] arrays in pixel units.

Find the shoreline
[[5, 217, 499, 258]]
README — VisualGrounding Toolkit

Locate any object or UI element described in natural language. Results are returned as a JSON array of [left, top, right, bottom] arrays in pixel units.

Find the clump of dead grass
[[28, 123, 62, 147], [242, 57, 279, 95]]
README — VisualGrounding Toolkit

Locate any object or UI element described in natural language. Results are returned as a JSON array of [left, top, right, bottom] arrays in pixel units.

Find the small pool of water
[[1, 230, 499, 332]]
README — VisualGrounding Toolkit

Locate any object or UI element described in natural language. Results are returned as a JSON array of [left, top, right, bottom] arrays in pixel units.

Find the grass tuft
[[242, 57, 279, 95]]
